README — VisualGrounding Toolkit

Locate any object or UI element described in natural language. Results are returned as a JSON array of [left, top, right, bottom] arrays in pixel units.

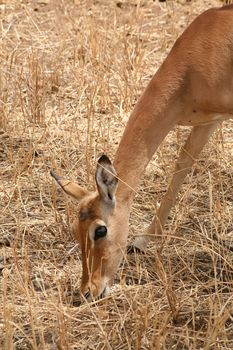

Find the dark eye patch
[[79, 209, 94, 221], [94, 226, 107, 240]]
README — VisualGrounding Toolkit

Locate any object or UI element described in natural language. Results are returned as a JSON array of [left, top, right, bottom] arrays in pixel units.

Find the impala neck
[[113, 64, 184, 205]]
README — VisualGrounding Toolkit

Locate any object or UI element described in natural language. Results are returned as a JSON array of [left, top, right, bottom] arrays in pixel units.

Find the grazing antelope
[[51, 5, 233, 301]]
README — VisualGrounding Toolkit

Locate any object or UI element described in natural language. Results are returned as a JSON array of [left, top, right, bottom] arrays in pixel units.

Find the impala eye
[[94, 225, 107, 240]]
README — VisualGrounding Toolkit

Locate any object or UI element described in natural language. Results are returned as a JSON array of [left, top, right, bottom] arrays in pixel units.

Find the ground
[[1, 0, 233, 349]]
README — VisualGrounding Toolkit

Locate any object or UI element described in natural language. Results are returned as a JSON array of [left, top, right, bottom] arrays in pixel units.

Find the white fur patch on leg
[[133, 236, 149, 253]]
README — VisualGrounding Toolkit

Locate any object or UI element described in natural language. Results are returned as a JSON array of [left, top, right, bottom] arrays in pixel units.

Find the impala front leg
[[133, 122, 219, 252]]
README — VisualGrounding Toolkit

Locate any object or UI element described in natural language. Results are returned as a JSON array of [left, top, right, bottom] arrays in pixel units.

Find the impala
[[51, 5, 233, 301]]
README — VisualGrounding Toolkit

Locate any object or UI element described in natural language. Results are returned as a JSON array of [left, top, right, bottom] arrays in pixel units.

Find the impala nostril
[[83, 290, 90, 300]]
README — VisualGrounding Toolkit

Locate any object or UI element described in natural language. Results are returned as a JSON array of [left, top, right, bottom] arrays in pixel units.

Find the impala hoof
[[127, 245, 145, 254]]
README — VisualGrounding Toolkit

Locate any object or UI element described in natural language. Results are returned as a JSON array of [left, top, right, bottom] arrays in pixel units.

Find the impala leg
[[133, 122, 219, 252]]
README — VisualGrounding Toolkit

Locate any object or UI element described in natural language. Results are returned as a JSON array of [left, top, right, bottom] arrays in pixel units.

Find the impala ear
[[50, 171, 89, 200], [95, 155, 118, 205]]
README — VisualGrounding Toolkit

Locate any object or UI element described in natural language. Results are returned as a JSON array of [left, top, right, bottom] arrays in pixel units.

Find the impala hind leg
[[132, 122, 219, 252]]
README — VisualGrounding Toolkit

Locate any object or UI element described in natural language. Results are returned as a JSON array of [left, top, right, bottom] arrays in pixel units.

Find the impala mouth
[[99, 287, 107, 299], [83, 286, 108, 302]]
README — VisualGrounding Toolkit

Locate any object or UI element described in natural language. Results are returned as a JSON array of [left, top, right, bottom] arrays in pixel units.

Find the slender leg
[[133, 122, 219, 252]]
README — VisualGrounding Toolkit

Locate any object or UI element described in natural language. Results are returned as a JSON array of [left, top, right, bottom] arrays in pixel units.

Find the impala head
[[51, 155, 129, 301]]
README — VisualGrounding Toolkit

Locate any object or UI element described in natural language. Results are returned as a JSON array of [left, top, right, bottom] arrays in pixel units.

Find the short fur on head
[[51, 155, 124, 301]]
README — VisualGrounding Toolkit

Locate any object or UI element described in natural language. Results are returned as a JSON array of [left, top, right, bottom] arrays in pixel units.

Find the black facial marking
[[79, 209, 94, 221]]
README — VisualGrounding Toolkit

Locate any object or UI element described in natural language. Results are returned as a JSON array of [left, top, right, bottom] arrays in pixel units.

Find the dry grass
[[1, 0, 233, 349]]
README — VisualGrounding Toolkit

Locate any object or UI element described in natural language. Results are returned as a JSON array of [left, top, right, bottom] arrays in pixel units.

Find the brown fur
[[53, 5, 233, 299]]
